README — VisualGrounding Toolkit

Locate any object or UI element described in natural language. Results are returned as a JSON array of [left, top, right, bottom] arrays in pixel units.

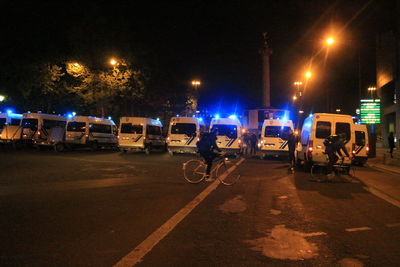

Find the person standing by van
[[249, 133, 258, 155], [287, 129, 297, 171], [388, 132, 395, 158]]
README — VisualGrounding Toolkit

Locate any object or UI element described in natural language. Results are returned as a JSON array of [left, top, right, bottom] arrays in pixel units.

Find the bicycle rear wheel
[[310, 164, 327, 181], [217, 158, 240, 185], [183, 159, 206, 183]]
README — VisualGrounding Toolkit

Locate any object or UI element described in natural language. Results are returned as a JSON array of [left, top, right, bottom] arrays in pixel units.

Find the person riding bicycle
[[323, 133, 350, 177], [196, 130, 222, 181]]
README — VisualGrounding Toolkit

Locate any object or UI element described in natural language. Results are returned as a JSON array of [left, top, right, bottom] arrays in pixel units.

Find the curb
[[366, 163, 400, 175], [362, 184, 400, 209]]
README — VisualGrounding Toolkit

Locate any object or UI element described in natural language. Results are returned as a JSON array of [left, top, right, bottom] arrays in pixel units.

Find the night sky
[[0, 0, 393, 116]]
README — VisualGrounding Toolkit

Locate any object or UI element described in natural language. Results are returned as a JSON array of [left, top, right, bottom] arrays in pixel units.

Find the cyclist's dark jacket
[[196, 133, 221, 154], [323, 135, 349, 157]]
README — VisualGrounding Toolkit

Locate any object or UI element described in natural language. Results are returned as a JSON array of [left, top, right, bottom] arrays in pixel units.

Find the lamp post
[[368, 86, 376, 99]]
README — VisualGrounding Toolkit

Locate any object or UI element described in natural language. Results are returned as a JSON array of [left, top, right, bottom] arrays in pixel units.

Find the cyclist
[[196, 130, 222, 181], [323, 133, 350, 178]]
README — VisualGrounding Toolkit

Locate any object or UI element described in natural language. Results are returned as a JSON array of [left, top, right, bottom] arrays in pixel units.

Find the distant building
[[376, 2, 400, 147]]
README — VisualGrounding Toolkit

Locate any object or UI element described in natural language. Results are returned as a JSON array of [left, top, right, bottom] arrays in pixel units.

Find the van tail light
[[307, 140, 313, 160], [366, 145, 369, 152], [352, 150, 356, 154], [85, 134, 89, 138], [143, 136, 146, 140], [197, 137, 200, 142], [167, 136, 170, 142], [117, 135, 120, 139], [37, 131, 41, 136], [238, 139, 241, 144]]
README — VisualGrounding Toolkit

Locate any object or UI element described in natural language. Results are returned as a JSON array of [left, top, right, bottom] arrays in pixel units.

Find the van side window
[[355, 131, 366, 146], [90, 124, 111, 133], [67, 122, 86, 132], [316, 121, 331, 139], [335, 122, 351, 141], [121, 123, 143, 134]]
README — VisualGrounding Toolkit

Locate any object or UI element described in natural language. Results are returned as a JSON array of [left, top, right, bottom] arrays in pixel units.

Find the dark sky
[[1, 0, 393, 115]]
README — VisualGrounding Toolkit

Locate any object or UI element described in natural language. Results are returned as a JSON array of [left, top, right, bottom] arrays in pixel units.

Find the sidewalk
[[362, 148, 400, 207]]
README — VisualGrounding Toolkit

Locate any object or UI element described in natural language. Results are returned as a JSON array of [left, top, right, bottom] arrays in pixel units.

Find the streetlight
[[325, 37, 335, 46], [0, 95, 5, 102], [299, 110, 304, 114], [336, 108, 341, 113], [109, 58, 117, 66], [294, 81, 303, 96], [292, 95, 297, 101], [368, 86, 376, 98], [191, 80, 201, 86], [305, 71, 312, 79]]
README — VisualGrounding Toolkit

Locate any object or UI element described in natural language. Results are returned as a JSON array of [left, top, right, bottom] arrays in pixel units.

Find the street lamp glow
[[292, 95, 297, 101], [294, 81, 303, 86], [0, 95, 5, 102], [368, 86, 377, 91], [326, 37, 335, 46], [336, 108, 341, 113], [191, 80, 201, 86], [110, 58, 117, 66], [299, 110, 304, 114], [305, 71, 312, 78]]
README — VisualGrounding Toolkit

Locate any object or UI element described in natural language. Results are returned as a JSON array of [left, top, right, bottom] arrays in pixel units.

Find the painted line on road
[[362, 186, 400, 209], [345, 227, 372, 232], [386, 223, 400, 228], [302, 232, 327, 237], [113, 158, 245, 267]]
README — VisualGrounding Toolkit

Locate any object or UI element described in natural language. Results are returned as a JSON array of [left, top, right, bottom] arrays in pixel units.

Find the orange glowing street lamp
[[325, 37, 335, 46], [305, 71, 312, 79], [109, 58, 117, 66], [191, 80, 201, 86]]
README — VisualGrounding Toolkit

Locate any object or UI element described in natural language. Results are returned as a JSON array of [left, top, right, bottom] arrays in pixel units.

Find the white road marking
[[302, 232, 327, 237], [345, 227, 372, 232], [362, 186, 400, 209], [113, 158, 245, 267], [386, 223, 400, 228]]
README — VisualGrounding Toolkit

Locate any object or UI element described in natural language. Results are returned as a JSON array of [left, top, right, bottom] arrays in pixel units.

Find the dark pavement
[[0, 149, 399, 266]]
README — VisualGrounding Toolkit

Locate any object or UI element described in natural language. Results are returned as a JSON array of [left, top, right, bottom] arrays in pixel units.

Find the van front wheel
[[54, 143, 65, 152]]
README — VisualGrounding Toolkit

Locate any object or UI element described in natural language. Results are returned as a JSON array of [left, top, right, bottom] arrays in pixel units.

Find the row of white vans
[[0, 112, 368, 165]]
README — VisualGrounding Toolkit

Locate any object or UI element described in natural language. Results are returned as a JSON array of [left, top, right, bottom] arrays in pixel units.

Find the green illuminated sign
[[360, 99, 380, 124]]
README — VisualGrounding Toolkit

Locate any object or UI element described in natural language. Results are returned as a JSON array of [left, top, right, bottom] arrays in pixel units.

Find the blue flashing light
[[214, 114, 220, 119], [309, 114, 313, 117], [176, 114, 180, 117], [156, 117, 160, 121], [198, 117, 203, 122], [72, 112, 76, 116], [6, 109, 13, 114], [108, 116, 112, 120], [67, 114, 73, 119], [228, 114, 237, 120]]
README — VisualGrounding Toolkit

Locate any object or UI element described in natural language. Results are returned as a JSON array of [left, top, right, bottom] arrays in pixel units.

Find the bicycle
[[310, 155, 356, 182], [182, 153, 241, 185]]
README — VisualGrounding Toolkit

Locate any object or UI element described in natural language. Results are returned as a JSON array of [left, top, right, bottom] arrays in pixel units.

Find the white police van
[[118, 117, 165, 154], [0, 112, 22, 144], [259, 119, 294, 158], [167, 117, 206, 155], [210, 116, 242, 154], [296, 113, 355, 169], [353, 123, 369, 165], [21, 113, 67, 148], [65, 116, 117, 151]]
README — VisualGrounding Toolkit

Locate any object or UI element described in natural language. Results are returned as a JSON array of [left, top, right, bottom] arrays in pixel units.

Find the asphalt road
[[0, 148, 399, 266]]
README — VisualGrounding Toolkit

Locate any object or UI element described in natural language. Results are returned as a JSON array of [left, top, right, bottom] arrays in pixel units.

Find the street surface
[[0, 148, 400, 266]]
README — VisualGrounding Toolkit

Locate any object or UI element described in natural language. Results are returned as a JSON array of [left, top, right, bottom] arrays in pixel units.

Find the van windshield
[[67, 122, 86, 132], [0, 118, 6, 128], [265, 126, 291, 140], [171, 123, 196, 136], [22, 119, 38, 129], [211, 124, 238, 138], [355, 131, 366, 146], [121, 123, 143, 134]]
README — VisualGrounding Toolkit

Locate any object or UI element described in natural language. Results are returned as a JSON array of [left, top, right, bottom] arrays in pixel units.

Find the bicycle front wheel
[[217, 159, 240, 186], [183, 159, 206, 183], [310, 164, 327, 181]]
